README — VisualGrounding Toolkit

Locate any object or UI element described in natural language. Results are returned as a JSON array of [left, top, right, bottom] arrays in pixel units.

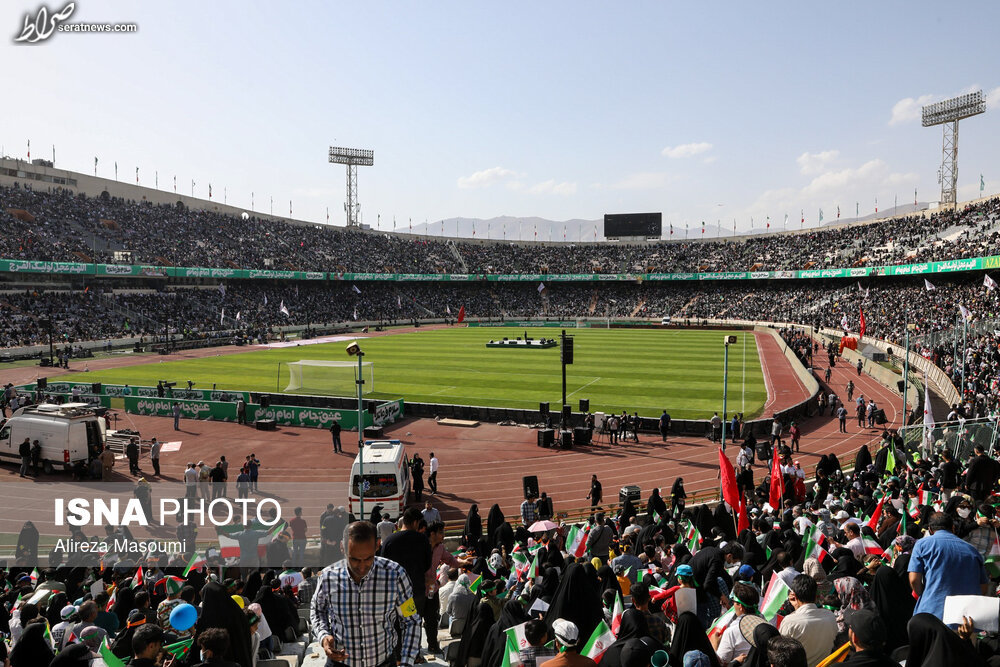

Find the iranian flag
[[581, 620, 616, 662], [100, 639, 127, 667], [217, 521, 287, 559], [525, 552, 540, 581], [708, 607, 737, 639], [469, 574, 483, 594], [637, 570, 666, 587], [861, 535, 888, 558], [511, 551, 529, 577], [685, 522, 702, 553], [565, 524, 590, 558], [163, 637, 194, 660], [610, 592, 624, 635], [802, 528, 835, 569], [30, 568, 39, 586], [130, 566, 143, 589], [760, 572, 791, 623], [916, 483, 935, 506], [183, 552, 206, 577], [506, 622, 530, 653], [985, 530, 1000, 578], [105, 587, 117, 612], [500, 633, 522, 667], [905, 498, 921, 520]]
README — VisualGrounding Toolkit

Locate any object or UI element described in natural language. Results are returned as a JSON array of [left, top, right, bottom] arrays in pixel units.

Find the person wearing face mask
[[908, 512, 989, 621], [191, 628, 242, 667]]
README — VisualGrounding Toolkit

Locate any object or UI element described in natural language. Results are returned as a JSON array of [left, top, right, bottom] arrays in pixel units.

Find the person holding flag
[[543, 618, 596, 667]]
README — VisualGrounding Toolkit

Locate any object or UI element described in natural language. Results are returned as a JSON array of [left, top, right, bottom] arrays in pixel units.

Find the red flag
[[737, 498, 750, 534], [859, 307, 866, 338], [457, 305, 465, 323], [866, 495, 886, 531], [769, 447, 784, 510], [718, 449, 740, 512]]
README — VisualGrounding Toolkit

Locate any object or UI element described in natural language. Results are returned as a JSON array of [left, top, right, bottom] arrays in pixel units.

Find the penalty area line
[[566, 376, 602, 399]]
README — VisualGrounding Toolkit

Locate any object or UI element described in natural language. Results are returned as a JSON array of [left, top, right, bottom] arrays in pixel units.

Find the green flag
[[100, 639, 127, 667], [164, 636, 194, 659]]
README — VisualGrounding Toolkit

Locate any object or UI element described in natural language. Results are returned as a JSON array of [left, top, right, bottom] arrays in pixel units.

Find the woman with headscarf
[[741, 622, 781, 667], [243, 571, 263, 604], [646, 489, 667, 524], [493, 522, 515, 557], [545, 563, 604, 644], [444, 574, 477, 637], [667, 611, 720, 667], [111, 609, 149, 659], [14, 521, 38, 564], [454, 602, 495, 667], [828, 547, 864, 582], [596, 565, 622, 599], [463, 504, 483, 548], [870, 565, 913, 652], [832, 576, 874, 637], [906, 613, 987, 667], [10, 621, 54, 667], [619, 497, 637, 529], [598, 609, 650, 667], [110, 583, 136, 627], [253, 577, 297, 642], [480, 599, 531, 667], [45, 591, 67, 629], [534, 567, 561, 605], [671, 478, 687, 516], [854, 445, 872, 475], [891, 534, 916, 576], [196, 581, 253, 667], [486, 504, 505, 551], [48, 642, 92, 667]]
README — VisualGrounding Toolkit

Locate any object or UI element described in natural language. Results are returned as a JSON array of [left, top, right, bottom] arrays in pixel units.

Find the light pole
[[722, 335, 736, 450], [347, 341, 365, 517], [902, 324, 913, 431]]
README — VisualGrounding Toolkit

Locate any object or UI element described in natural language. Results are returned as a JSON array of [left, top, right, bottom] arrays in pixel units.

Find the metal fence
[[900, 416, 1000, 460]]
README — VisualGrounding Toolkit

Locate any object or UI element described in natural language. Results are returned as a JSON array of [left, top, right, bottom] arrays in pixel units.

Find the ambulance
[[347, 440, 411, 520], [0, 403, 103, 473]]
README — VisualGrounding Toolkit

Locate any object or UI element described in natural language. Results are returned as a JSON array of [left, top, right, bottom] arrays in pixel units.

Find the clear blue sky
[[4, 1, 1000, 234]]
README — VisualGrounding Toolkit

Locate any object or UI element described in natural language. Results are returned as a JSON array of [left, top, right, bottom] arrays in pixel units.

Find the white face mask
[[958, 508, 972, 519]]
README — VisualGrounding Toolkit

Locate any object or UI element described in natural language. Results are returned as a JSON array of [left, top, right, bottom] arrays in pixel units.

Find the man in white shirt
[[779, 575, 838, 667], [422, 500, 442, 525], [428, 452, 439, 495], [839, 522, 866, 561], [713, 583, 767, 664], [183, 462, 199, 499]]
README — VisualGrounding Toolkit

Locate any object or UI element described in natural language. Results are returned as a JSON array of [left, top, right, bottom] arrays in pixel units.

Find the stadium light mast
[[921, 91, 985, 207], [346, 340, 366, 517], [328, 146, 374, 227]]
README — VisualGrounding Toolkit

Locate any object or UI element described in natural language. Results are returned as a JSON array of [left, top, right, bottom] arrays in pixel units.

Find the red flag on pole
[[859, 307, 866, 338], [769, 447, 784, 509], [718, 449, 740, 512], [457, 305, 465, 323], [737, 498, 750, 534]]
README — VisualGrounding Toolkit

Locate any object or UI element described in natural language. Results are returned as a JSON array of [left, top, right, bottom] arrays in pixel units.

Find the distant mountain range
[[401, 204, 930, 242]]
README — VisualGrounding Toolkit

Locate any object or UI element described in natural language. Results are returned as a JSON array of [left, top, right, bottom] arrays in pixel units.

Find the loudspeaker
[[37, 377, 47, 390], [579, 399, 589, 412], [367, 402, 377, 415], [537, 429, 555, 448], [560, 430, 573, 449], [539, 402, 549, 415], [91, 383, 102, 394], [561, 337, 574, 364], [259, 394, 270, 408], [562, 404, 572, 421], [896, 380, 905, 393], [574, 427, 592, 446], [523, 475, 539, 499], [875, 409, 887, 425]]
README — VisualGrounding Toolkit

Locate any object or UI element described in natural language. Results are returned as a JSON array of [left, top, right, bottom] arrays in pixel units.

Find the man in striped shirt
[[310, 521, 422, 667]]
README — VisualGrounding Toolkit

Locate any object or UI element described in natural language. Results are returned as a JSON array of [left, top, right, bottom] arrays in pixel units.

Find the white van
[[0, 403, 104, 473], [347, 440, 411, 520]]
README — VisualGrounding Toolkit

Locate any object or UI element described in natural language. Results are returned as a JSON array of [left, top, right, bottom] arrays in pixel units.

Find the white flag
[[279, 300, 289, 317], [923, 379, 934, 432], [353, 307, 358, 321], [959, 304, 972, 320], [218, 283, 226, 297], [924, 279, 936, 291], [352, 284, 361, 294], [220, 308, 225, 324], [236, 311, 241, 321], [263, 294, 268, 306], [446, 305, 451, 315], [841, 314, 849, 331], [397, 295, 402, 308], [985, 274, 997, 291], [537, 282, 545, 293]]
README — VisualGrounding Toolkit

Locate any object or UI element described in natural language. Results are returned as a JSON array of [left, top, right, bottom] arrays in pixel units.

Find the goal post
[[284, 360, 375, 396]]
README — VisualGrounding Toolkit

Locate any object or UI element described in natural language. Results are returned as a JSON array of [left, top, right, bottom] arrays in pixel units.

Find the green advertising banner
[[123, 396, 380, 430], [4, 252, 1000, 283]]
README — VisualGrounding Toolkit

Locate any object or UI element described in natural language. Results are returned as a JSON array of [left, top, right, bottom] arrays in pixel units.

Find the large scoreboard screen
[[603, 212, 662, 238]]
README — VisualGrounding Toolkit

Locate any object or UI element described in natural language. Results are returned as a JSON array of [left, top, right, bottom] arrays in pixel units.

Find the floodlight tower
[[328, 146, 374, 227], [922, 91, 985, 207]]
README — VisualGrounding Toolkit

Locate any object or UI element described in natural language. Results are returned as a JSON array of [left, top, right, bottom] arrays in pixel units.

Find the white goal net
[[284, 360, 375, 396]]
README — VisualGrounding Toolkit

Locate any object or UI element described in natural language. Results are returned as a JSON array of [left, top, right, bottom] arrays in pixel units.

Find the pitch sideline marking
[[566, 376, 602, 399]]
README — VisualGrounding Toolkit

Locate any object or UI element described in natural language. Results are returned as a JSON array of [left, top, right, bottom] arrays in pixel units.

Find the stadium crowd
[[4, 431, 1000, 667], [1, 184, 998, 274]]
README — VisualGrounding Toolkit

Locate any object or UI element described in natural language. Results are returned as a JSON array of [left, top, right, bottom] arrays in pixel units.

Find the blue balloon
[[169, 602, 198, 631]]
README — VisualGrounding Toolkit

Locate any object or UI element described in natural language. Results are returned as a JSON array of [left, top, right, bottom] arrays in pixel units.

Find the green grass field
[[81, 328, 767, 419]]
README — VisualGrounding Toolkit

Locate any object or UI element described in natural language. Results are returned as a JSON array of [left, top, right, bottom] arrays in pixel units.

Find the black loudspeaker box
[[579, 399, 590, 412], [523, 475, 539, 499], [537, 429, 555, 448], [539, 402, 549, 415], [896, 380, 905, 393], [37, 377, 47, 390], [574, 427, 591, 446], [560, 430, 573, 449], [562, 404, 572, 421]]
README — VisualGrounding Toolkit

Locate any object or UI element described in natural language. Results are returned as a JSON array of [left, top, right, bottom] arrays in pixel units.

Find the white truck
[[0, 403, 105, 473]]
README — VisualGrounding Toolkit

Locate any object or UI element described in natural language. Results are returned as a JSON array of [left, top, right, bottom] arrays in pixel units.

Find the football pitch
[[82, 328, 767, 419]]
